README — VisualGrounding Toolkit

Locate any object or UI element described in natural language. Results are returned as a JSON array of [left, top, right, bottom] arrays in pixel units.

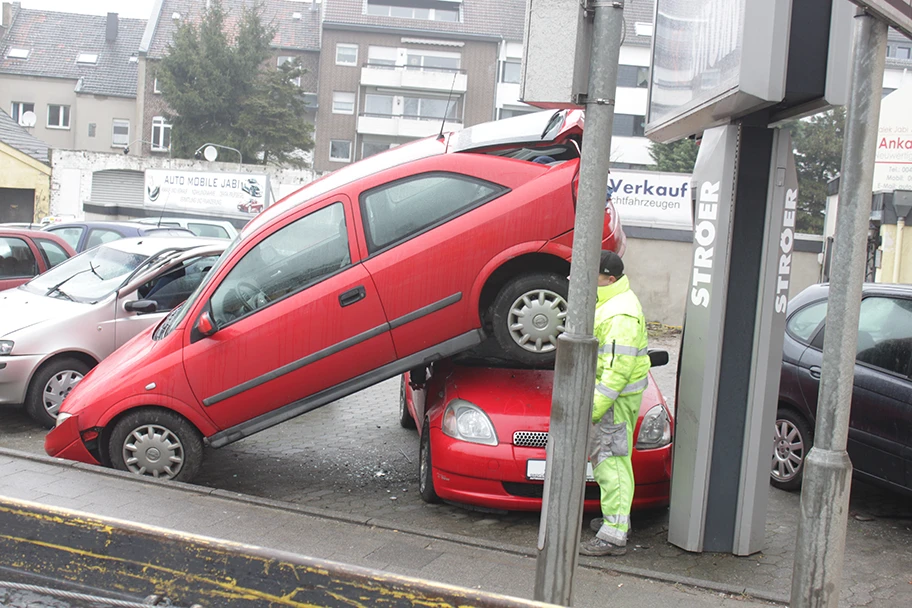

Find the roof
[[322, 0, 525, 41], [623, 0, 655, 47], [0, 109, 50, 164], [0, 5, 145, 98], [143, 0, 322, 59]]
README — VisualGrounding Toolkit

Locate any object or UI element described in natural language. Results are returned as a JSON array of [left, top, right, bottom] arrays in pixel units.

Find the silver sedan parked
[[0, 236, 227, 427]]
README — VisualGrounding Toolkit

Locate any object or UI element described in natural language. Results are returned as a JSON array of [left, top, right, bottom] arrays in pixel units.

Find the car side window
[[35, 238, 70, 269], [48, 227, 83, 250], [855, 296, 912, 377], [210, 203, 350, 326], [86, 229, 124, 250], [360, 172, 506, 254], [0, 237, 37, 278], [786, 301, 827, 345], [138, 255, 220, 312], [189, 223, 229, 238]]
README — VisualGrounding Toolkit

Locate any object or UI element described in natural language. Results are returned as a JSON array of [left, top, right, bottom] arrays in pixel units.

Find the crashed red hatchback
[[46, 109, 626, 483]]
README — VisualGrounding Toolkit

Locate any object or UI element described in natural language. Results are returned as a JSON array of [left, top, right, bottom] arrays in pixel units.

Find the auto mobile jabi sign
[[144, 169, 268, 216], [608, 169, 693, 230]]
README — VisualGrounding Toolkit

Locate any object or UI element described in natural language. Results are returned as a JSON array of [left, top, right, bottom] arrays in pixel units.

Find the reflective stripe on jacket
[[592, 275, 650, 424]]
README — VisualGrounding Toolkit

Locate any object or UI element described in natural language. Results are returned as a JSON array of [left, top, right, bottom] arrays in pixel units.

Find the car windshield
[[22, 245, 148, 303]]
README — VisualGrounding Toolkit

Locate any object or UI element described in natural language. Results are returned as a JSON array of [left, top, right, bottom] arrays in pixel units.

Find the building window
[[153, 78, 162, 94], [10, 102, 35, 126], [336, 43, 358, 66], [151, 116, 171, 151], [500, 60, 521, 84], [47, 104, 71, 129], [88, 123, 97, 137], [498, 107, 536, 120], [406, 50, 461, 71], [617, 65, 649, 88], [613, 114, 646, 138], [330, 140, 352, 162], [366, 1, 459, 22], [6, 48, 29, 59], [112, 119, 130, 147], [367, 45, 398, 67], [403, 95, 458, 121], [332, 91, 356, 114], [895, 46, 911, 60], [76, 53, 98, 64], [364, 94, 395, 116], [362, 141, 395, 159], [277, 56, 302, 86]]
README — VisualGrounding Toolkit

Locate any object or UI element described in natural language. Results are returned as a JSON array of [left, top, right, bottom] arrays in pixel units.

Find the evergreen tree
[[156, 0, 313, 166], [647, 138, 699, 174]]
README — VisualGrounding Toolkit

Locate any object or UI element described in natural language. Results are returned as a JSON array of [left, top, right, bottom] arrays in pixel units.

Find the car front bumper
[[429, 428, 671, 512], [0, 354, 43, 405], [45, 415, 100, 466]]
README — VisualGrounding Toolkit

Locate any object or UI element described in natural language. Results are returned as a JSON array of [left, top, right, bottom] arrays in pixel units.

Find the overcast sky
[[17, 0, 157, 20]]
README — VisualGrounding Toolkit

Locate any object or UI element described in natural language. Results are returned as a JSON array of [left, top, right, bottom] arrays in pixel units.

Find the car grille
[[503, 482, 600, 499], [513, 431, 548, 448]]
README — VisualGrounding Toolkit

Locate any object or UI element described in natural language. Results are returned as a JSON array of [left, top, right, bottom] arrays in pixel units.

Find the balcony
[[357, 113, 464, 138], [361, 63, 468, 93]]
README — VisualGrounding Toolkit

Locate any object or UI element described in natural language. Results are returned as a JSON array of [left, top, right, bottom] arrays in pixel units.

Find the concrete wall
[[622, 234, 823, 327], [0, 141, 50, 220], [0, 74, 137, 154]]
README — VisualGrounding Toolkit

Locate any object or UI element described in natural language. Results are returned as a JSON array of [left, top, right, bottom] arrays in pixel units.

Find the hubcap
[[507, 289, 567, 354], [43, 369, 85, 417], [771, 418, 805, 482], [122, 424, 184, 479]]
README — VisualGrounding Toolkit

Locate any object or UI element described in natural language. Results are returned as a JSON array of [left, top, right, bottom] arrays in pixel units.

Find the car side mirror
[[197, 311, 217, 337], [648, 349, 669, 368], [124, 299, 158, 315]]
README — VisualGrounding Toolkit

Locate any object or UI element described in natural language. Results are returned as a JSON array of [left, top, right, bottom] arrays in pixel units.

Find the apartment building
[[136, 0, 323, 158], [884, 28, 912, 95], [0, 2, 145, 154]]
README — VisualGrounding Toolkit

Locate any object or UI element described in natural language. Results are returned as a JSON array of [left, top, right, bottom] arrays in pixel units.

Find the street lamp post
[[195, 143, 243, 170]]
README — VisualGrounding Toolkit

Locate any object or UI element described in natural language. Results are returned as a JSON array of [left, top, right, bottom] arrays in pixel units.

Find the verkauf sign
[[608, 170, 693, 231], [144, 169, 268, 216], [873, 86, 912, 192]]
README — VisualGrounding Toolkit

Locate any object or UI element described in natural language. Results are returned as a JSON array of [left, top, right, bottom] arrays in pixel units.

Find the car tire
[[399, 376, 417, 430], [25, 357, 92, 428], [490, 272, 569, 367], [108, 408, 203, 483], [419, 419, 440, 503], [771, 408, 812, 491]]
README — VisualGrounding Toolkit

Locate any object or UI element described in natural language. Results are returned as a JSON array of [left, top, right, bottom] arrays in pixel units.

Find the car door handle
[[809, 366, 822, 379], [339, 286, 366, 308]]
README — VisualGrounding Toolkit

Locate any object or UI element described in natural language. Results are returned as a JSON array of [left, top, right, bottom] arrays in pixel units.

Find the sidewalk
[[0, 448, 779, 608]]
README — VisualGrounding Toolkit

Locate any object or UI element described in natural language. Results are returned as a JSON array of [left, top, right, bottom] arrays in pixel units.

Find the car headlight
[[56, 412, 72, 427], [636, 405, 672, 449], [0, 341, 13, 356], [442, 399, 498, 446]]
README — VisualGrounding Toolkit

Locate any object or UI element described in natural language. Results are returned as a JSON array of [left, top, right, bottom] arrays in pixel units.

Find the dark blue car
[[43, 221, 195, 253]]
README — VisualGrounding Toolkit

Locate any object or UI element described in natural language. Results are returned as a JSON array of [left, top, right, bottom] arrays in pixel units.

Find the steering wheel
[[234, 281, 268, 313]]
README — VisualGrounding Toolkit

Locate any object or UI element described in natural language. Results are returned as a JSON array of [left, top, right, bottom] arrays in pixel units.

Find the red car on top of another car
[[0, 228, 75, 292], [401, 350, 674, 512], [45, 109, 626, 483]]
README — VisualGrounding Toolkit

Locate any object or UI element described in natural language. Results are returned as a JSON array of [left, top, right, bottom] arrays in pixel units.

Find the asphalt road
[[1, 331, 910, 606]]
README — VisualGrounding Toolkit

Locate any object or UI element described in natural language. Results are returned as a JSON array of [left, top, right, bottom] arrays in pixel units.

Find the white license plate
[[526, 459, 595, 482]]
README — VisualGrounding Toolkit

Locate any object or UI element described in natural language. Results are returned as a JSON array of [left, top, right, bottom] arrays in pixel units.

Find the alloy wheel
[[771, 417, 805, 484]]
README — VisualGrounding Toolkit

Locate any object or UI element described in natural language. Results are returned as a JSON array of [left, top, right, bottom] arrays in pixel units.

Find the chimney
[[2, 3, 13, 29], [106, 12, 118, 42]]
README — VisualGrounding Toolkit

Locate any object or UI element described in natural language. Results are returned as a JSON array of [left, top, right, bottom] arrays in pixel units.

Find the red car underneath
[[0, 229, 75, 292], [402, 354, 673, 512]]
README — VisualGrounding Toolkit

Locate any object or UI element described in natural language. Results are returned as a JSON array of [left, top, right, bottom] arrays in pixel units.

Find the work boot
[[578, 536, 627, 556]]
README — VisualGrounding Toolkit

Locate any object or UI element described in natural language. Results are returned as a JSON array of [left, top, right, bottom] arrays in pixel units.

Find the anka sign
[[144, 169, 269, 216], [873, 86, 912, 192]]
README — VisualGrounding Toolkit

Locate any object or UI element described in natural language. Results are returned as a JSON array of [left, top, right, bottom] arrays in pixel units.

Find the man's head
[[598, 250, 624, 287]]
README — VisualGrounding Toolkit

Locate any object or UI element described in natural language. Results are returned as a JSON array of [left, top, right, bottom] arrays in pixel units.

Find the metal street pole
[[534, 1, 624, 604], [790, 9, 887, 608]]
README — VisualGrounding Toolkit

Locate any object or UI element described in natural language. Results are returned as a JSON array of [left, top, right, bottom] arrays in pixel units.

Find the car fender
[[468, 241, 547, 312], [537, 240, 573, 261], [95, 393, 219, 438], [22, 348, 102, 392]]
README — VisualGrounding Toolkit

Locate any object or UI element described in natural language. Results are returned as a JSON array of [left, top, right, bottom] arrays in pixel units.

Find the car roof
[[789, 282, 912, 312], [137, 217, 234, 226], [102, 236, 225, 256]]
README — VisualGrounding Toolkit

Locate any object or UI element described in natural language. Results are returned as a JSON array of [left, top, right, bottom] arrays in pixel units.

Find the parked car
[[774, 283, 912, 496], [401, 351, 673, 512], [136, 217, 239, 239], [0, 229, 75, 291], [0, 237, 226, 427], [45, 109, 626, 482], [44, 221, 196, 252]]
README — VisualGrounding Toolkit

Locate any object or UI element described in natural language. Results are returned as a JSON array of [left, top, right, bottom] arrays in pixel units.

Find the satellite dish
[[20, 111, 37, 127], [203, 145, 218, 162]]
